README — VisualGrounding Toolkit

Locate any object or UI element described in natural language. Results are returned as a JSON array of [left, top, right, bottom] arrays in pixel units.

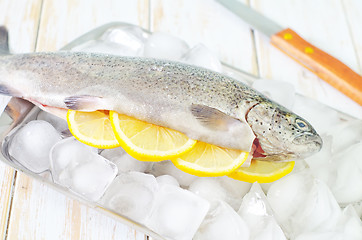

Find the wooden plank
[[342, 0, 362, 73], [7, 173, 146, 240], [36, 0, 150, 51], [7, 0, 150, 239], [0, 0, 43, 53], [0, 162, 14, 239], [251, 0, 362, 119], [150, 0, 258, 75], [0, 0, 43, 238]]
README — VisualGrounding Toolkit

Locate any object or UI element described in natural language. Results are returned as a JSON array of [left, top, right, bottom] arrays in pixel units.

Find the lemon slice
[[109, 111, 197, 161], [171, 142, 249, 177], [67, 110, 121, 149], [228, 160, 295, 183]]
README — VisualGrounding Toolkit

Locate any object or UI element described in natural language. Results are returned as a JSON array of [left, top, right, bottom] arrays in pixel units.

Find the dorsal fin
[[0, 26, 9, 55]]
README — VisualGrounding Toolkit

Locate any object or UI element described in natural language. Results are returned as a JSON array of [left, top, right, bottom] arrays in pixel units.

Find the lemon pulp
[[67, 110, 121, 149], [109, 111, 197, 161], [228, 160, 295, 183], [172, 141, 249, 177]]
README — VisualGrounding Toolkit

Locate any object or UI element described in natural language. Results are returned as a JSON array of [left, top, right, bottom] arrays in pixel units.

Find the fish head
[[246, 101, 322, 161]]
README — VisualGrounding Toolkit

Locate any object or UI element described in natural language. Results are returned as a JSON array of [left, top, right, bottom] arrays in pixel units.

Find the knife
[[216, 0, 362, 106]]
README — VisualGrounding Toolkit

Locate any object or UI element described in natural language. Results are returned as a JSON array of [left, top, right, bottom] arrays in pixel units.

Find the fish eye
[[295, 119, 308, 130]]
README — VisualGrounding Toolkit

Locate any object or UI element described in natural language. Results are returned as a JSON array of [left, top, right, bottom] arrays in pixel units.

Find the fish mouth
[[291, 133, 323, 156], [251, 133, 323, 162]]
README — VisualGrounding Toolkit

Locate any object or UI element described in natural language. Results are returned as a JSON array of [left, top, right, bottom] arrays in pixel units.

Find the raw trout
[[0, 27, 322, 161]]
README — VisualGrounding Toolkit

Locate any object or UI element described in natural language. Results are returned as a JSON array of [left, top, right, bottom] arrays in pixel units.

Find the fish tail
[[0, 26, 10, 55]]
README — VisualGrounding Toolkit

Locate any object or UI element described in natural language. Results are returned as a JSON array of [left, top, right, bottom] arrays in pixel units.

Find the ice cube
[[305, 135, 333, 170], [143, 32, 189, 60], [70, 160, 117, 201], [293, 95, 341, 135], [339, 205, 362, 239], [290, 160, 309, 174], [71, 25, 147, 56], [100, 147, 151, 173], [238, 183, 286, 240], [101, 25, 147, 54], [252, 219, 288, 240], [294, 205, 362, 240], [252, 79, 296, 109], [8, 120, 62, 173], [291, 179, 341, 236], [150, 160, 198, 187], [188, 178, 228, 208], [268, 170, 345, 237], [181, 44, 222, 72], [330, 142, 362, 204], [303, 135, 337, 189], [101, 172, 158, 224], [294, 231, 346, 240], [218, 176, 252, 210], [330, 120, 362, 153], [36, 111, 68, 133], [145, 184, 209, 240], [50, 137, 98, 183], [219, 176, 251, 198], [188, 176, 251, 210], [50, 137, 117, 201], [72, 40, 142, 57], [156, 175, 180, 187], [351, 201, 362, 218], [260, 182, 275, 193], [267, 171, 314, 229], [194, 201, 249, 240]]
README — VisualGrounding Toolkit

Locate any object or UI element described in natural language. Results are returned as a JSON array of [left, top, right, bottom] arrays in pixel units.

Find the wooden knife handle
[[271, 28, 362, 106]]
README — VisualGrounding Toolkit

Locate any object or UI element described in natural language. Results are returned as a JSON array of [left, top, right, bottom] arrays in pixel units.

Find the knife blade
[[216, 0, 362, 106]]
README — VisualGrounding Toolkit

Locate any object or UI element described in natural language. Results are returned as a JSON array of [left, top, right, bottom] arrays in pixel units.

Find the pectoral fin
[[191, 104, 240, 131], [64, 95, 105, 111]]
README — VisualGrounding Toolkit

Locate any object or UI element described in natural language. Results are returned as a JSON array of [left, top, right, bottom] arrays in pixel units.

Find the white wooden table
[[0, 0, 361, 239]]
